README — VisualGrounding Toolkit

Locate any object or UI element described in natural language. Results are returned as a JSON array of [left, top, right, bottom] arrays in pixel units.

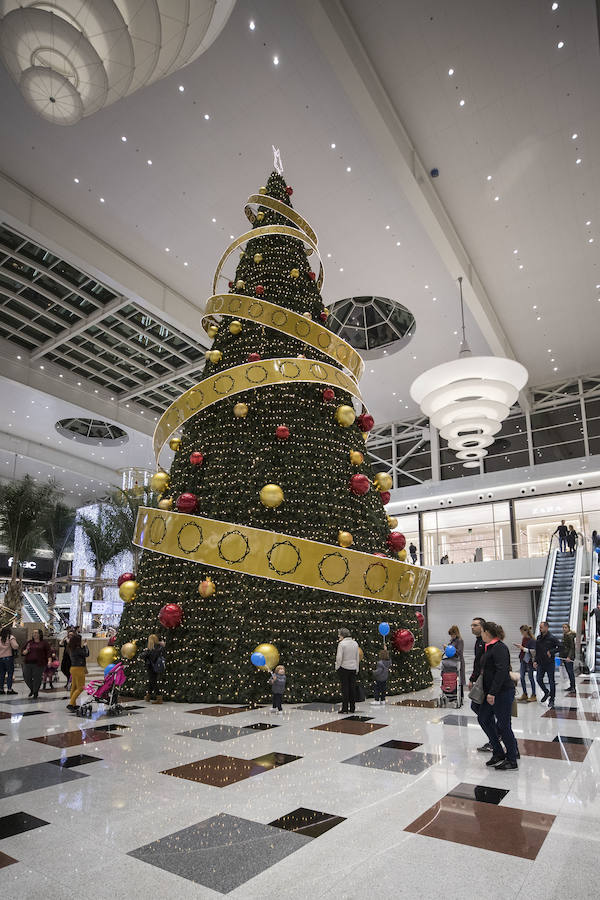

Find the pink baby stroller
[[77, 660, 126, 718]]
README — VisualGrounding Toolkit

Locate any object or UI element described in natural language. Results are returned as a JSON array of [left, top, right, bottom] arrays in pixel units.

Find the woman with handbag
[[476, 621, 519, 771], [514, 625, 537, 702]]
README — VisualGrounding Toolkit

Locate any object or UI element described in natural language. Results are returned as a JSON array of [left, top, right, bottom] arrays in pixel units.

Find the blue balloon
[[444, 645, 456, 658], [593, 573, 600, 583], [378, 622, 390, 636], [251, 652, 266, 667], [595, 546, 600, 554], [104, 663, 117, 676]]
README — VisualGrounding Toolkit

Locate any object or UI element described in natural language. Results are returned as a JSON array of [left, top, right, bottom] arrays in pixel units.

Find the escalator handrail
[[535, 534, 559, 636], [586, 543, 599, 671]]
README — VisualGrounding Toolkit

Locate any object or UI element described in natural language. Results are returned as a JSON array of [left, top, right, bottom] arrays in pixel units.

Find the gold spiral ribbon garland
[[202, 293, 364, 382], [153, 357, 365, 467], [134, 507, 430, 606], [213, 224, 324, 294], [244, 193, 318, 246]]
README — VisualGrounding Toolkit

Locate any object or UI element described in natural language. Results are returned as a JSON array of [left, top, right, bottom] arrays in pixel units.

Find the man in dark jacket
[[469, 616, 497, 752], [534, 621, 560, 707], [559, 623, 576, 693], [553, 520, 568, 553]]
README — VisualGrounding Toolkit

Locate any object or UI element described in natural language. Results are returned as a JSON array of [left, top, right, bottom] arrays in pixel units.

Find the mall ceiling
[[0, 0, 598, 491]]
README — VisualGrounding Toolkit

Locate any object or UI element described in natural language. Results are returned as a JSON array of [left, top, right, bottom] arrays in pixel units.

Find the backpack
[[151, 649, 165, 674]]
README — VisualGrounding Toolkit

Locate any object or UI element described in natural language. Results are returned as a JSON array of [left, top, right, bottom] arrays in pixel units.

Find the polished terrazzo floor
[[1, 667, 599, 899]]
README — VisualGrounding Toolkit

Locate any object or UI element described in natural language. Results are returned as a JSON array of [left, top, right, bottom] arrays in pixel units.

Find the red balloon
[[158, 603, 183, 629], [387, 532, 406, 551], [276, 425, 290, 440], [350, 474, 370, 496], [118, 572, 135, 587], [255, 285, 265, 296], [176, 492, 198, 513], [416, 612, 425, 628], [393, 628, 415, 652], [189, 451, 204, 466], [357, 413, 375, 432], [379, 491, 391, 505], [322, 388, 335, 401], [248, 352, 261, 362]]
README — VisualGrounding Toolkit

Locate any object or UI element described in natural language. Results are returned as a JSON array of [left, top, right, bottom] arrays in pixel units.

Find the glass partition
[[514, 493, 583, 558], [422, 502, 511, 565]]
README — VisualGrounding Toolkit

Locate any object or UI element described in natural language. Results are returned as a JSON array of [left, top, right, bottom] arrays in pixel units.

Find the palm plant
[[0, 475, 57, 619], [40, 501, 76, 632], [78, 504, 133, 608], [108, 486, 157, 575]]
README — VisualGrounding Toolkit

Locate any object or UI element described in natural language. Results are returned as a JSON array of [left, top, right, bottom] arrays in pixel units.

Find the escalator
[[21, 592, 51, 625], [585, 548, 599, 672], [535, 536, 582, 641], [21, 593, 44, 623]]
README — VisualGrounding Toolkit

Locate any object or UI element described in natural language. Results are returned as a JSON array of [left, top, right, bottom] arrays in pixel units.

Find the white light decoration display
[[410, 278, 528, 469], [0, 0, 236, 125]]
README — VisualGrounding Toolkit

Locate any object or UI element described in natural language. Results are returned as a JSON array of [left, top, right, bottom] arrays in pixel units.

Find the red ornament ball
[[189, 451, 204, 466], [309, 271, 316, 281], [248, 352, 261, 362], [286, 186, 294, 195], [357, 413, 375, 432], [255, 285, 265, 296], [158, 603, 183, 629], [319, 311, 328, 322], [322, 388, 335, 402], [387, 532, 406, 551], [176, 492, 198, 513], [349, 474, 370, 496], [117, 572, 134, 587], [393, 628, 415, 653], [416, 612, 425, 628], [228, 280, 234, 288], [379, 491, 391, 505], [276, 425, 290, 440]]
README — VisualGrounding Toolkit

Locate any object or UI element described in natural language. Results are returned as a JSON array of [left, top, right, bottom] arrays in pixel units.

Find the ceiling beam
[[30, 295, 129, 361], [297, 0, 528, 410]]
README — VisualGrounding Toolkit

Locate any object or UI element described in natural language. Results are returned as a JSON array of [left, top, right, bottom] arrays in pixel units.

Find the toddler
[[370, 649, 391, 705], [269, 665, 286, 714], [42, 651, 60, 690]]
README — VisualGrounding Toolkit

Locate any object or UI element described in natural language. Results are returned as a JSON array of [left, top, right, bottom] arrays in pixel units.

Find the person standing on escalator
[[553, 520, 568, 553], [567, 525, 577, 555], [534, 622, 560, 708]]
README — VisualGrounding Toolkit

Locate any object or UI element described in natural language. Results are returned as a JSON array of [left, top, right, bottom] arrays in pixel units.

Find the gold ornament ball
[[253, 253, 263, 264], [150, 471, 169, 493], [253, 642, 279, 670], [358, 646, 364, 661], [198, 578, 216, 598], [207, 324, 219, 338], [207, 349, 222, 364], [119, 580, 138, 603], [362, 431, 369, 441], [229, 320, 243, 335], [260, 483, 284, 507], [121, 641, 137, 660], [375, 472, 393, 491], [302, 312, 311, 319], [290, 268, 300, 278], [97, 646, 117, 668], [335, 404, 356, 427], [258, 186, 267, 195], [425, 646, 443, 668], [338, 530, 354, 548], [397, 548, 407, 561], [234, 402, 249, 418], [169, 437, 181, 452], [158, 497, 173, 510], [256, 211, 265, 222], [236, 279, 246, 290], [387, 515, 398, 528], [349, 450, 364, 465]]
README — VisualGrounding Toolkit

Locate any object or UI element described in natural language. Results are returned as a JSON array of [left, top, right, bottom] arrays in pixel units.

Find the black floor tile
[[0, 710, 50, 720], [447, 782, 510, 805], [0, 812, 49, 839], [243, 722, 280, 731], [269, 807, 346, 837], [46, 754, 103, 769], [552, 735, 594, 746], [343, 715, 373, 722], [91, 724, 130, 733], [380, 739, 422, 751]]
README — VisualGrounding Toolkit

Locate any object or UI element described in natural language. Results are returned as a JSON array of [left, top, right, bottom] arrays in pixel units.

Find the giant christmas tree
[[117, 160, 432, 702]]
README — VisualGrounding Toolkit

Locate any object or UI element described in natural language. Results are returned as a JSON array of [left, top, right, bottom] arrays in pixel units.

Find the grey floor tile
[[294, 702, 338, 711], [176, 724, 256, 742], [0, 761, 89, 797], [342, 746, 443, 775], [129, 812, 310, 893]]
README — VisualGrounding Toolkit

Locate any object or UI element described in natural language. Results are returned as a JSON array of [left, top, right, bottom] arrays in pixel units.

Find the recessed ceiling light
[[547, 348, 552, 352], [533, 305, 537, 309], [453, 330, 458, 335], [589, 238, 594, 243], [513, 249, 518, 254], [204, 114, 210, 120], [121, 135, 127, 142], [147, 159, 152, 165], [557, 40, 564, 49], [99, 197, 105, 203], [339, 267, 344, 272], [396, 241, 401, 246], [165, 247, 170, 252], [536, 316, 541, 321], [448, 67, 454, 75], [519, 264, 524, 269], [212, 217, 216, 223], [487, 174, 492, 181], [385, 225, 390, 230], [571, 133, 578, 140], [184, 261, 188, 266], [494, 195, 500, 202], [596, 284, 600, 289], [249, 19, 255, 30], [552, 2, 559, 9], [73, 177, 79, 183], [327, 253, 332, 258], [273, 55, 279, 65], [459, 99, 465, 106], [178, 85, 184, 92], [330, 142, 336, 149], [39, 365, 44, 370], [230, 234, 234, 239], [586, 220, 591, 226], [346, 166, 351, 172], [77, 381, 81, 385], [59, 373, 63, 378], [576, 158, 582, 164], [432, 296, 437, 301], [551, 358, 555, 361], [553, 366, 558, 371], [425, 285, 429, 289], [17, 355, 21, 359]]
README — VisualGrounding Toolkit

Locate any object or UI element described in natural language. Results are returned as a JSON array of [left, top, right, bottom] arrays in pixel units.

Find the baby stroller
[[77, 660, 126, 718], [439, 653, 463, 708]]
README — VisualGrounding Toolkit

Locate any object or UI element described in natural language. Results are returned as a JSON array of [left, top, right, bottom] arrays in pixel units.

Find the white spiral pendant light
[[410, 278, 528, 469], [0, 0, 236, 125]]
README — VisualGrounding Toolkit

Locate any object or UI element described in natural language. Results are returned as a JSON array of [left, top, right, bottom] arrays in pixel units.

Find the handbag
[[468, 674, 484, 704], [355, 680, 366, 702]]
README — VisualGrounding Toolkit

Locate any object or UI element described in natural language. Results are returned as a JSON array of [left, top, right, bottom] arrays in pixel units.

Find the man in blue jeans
[[534, 621, 560, 708], [553, 520, 568, 553]]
